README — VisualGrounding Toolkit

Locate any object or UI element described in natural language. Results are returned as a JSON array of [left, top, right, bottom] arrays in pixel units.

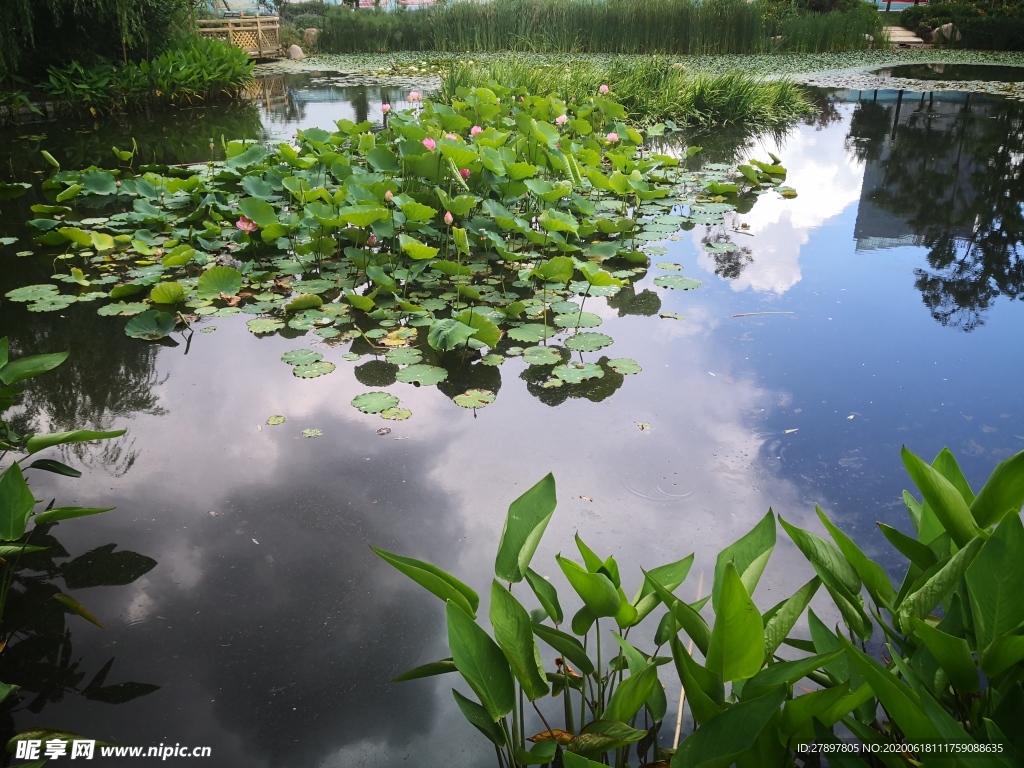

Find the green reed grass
[[319, 0, 883, 55], [440, 56, 816, 127]]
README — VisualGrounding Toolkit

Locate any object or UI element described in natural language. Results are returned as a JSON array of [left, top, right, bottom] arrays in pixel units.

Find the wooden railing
[[198, 16, 282, 58]]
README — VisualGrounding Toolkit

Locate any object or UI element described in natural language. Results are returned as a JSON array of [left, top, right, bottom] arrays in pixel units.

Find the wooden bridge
[[198, 16, 283, 58]]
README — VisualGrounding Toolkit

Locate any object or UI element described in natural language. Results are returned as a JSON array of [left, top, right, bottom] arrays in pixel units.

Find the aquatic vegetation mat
[[7, 86, 794, 419]]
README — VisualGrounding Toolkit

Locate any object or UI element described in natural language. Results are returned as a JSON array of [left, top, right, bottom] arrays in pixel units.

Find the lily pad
[[267, 415, 286, 425], [98, 301, 150, 317], [6, 284, 59, 302], [656, 262, 683, 271], [381, 407, 412, 421], [293, 361, 336, 378], [607, 358, 642, 375], [507, 324, 551, 343], [247, 318, 285, 335], [342, 352, 361, 362], [385, 348, 423, 366], [302, 429, 323, 438], [352, 391, 399, 414], [565, 332, 613, 352], [314, 327, 341, 339], [480, 354, 504, 366], [522, 346, 561, 366], [554, 311, 602, 329], [552, 362, 604, 384], [453, 389, 496, 409], [653, 275, 701, 291], [396, 364, 448, 386], [200, 326, 218, 333], [125, 310, 176, 340], [281, 349, 323, 366], [28, 295, 77, 312]]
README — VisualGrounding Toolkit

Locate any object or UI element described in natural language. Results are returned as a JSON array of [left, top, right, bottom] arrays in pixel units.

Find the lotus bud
[[367, 233, 377, 246], [599, 84, 609, 94], [422, 137, 436, 151], [444, 211, 454, 226], [460, 168, 471, 180], [385, 189, 393, 202], [381, 103, 391, 114], [606, 132, 619, 143], [555, 114, 568, 126], [470, 125, 483, 136]]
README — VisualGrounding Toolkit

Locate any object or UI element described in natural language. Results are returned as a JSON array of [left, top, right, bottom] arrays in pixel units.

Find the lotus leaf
[[285, 294, 324, 312], [481, 354, 504, 366], [386, 348, 423, 366], [28, 296, 77, 312], [453, 389, 495, 409], [523, 346, 561, 366], [293, 361, 336, 378], [396, 364, 448, 386], [6, 284, 59, 302], [150, 282, 186, 305], [507, 324, 551, 343], [554, 312, 602, 329], [381, 407, 412, 420], [656, 262, 683, 271], [246, 318, 285, 335], [352, 391, 400, 414], [565, 333, 613, 352], [653, 275, 701, 291], [607, 358, 642, 375], [125, 310, 175, 340], [267, 415, 286, 425], [302, 429, 323, 438], [97, 301, 149, 316], [552, 362, 604, 384], [198, 266, 243, 299], [281, 349, 323, 366]]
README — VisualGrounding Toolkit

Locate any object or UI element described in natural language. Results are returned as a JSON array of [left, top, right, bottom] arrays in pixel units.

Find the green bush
[[291, 13, 326, 30], [901, 0, 1024, 49]]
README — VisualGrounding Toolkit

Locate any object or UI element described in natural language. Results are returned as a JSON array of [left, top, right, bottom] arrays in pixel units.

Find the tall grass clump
[[319, 0, 881, 55], [441, 57, 815, 127]]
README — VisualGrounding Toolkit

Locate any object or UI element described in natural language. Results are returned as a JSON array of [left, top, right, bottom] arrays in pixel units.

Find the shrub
[[291, 13, 326, 30], [901, 0, 1024, 50]]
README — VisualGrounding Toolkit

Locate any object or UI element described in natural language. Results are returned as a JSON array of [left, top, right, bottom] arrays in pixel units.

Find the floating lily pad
[[554, 311, 602, 329], [293, 361, 336, 378], [549, 300, 580, 314], [281, 349, 323, 366], [125, 310, 175, 340], [352, 391, 399, 414], [552, 362, 604, 383], [267, 415, 286, 425], [541, 378, 564, 388], [6, 284, 59, 302], [656, 262, 683, 271], [302, 429, 323, 438], [342, 352, 361, 362], [607, 358, 642, 375], [565, 332, 613, 352], [215, 307, 242, 317], [453, 389, 495, 409], [381, 407, 412, 421], [653, 275, 701, 291], [200, 326, 217, 333], [506, 347, 525, 356], [396, 364, 448, 386], [507, 324, 551, 343], [480, 354, 504, 366], [247, 318, 285, 335], [314, 327, 341, 339], [522, 346, 561, 366], [385, 348, 423, 365], [28, 295, 77, 312]]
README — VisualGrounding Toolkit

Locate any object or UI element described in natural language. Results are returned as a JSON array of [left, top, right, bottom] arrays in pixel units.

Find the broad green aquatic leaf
[[743, 650, 842, 700], [507, 324, 550, 343], [899, 537, 982, 626], [713, 509, 776, 611], [6, 284, 59, 303], [454, 389, 495, 409], [150, 282, 185, 305], [446, 601, 515, 722], [0, 464, 36, 540], [552, 363, 603, 384], [817, 505, 896, 608], [0, 349, 68, 386], [26, 429, 124, 455], [909, 618, 978, 692], [603, 663, 657, 723], [495, 473, 556, 584], [568, 721, 647, 758], [281, 349, 323, 366], [352, 391, 399, 414], [538, 209, 578, 237], [490, 581, 549, 700], [399, 234, 439, 261], [81, 170, 116, 195], [400, 201, 438, 223], [653, 275, 700, 290], [302, 429, 322, 438], [285, 294, 323, 312], [525, 568, 562, 625], [971, 449, 1024, 528], [532, 256, 574, 284], [427, 319, 477, 351], [532, 623, 594, 676], [238, 197, 278, 227], [762, 577, 820, 659], [396, 364, 447, 386], [452, 689, 505, 747], [902, 446, 982, 547], [124, 311, 175, 340], [381, 407, 412, 421], [607, 358, 640, 375], [455, 311, 501, 348], [564, 333, 613, 353], [293, 361, 336, 379], [393, 658, 456, 682], [879, 523, 937, 570], [554, 311, 602, 329], [53, 592, 105, 629], [966, 513, 1024, 653], [197, 266, 243, 299], [372, 546, 478, 617], [522, 346, 561, 366], [26, 459, 81, 478], [246, 318, 284, 335], [706, 562, 764, 682], [33, 506, 114, 525], [557, 556, 619, 617], [778, 515, 860, 595], [670, 636, 723, 725], [673, 685, 787, 768], [266, 415, 286, 425], [645, 570, 711, 655]]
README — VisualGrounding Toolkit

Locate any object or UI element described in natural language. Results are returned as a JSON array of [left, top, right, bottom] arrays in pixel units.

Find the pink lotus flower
[[445, 133, 458, 140], [367, 234, 377, 246], [236, 215, 257, 233], [460, 168, 471, 180], [470, 125, 483, 136], [409, 91, 422, 102], [599, 84, 609, 94], [444, 211, 454, 226], [381, 103, 391, 114], [384, 189, 393, 202], [555, 114, 568, 126], [606, 132, 619, 143], [422, 137, 436, 151]]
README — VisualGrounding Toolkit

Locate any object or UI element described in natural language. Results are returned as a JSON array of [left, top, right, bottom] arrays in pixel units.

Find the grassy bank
[[440, 57, 815, 127], [319, 0, 884, 55]]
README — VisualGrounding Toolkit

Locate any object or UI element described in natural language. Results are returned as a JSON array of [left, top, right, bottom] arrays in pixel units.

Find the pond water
[[1, 74, 1022, 766], [872, 62, 1024, 82]]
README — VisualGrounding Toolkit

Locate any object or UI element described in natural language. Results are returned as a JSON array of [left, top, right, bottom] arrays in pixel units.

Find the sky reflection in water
[[0, 75, 1022, 766]]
